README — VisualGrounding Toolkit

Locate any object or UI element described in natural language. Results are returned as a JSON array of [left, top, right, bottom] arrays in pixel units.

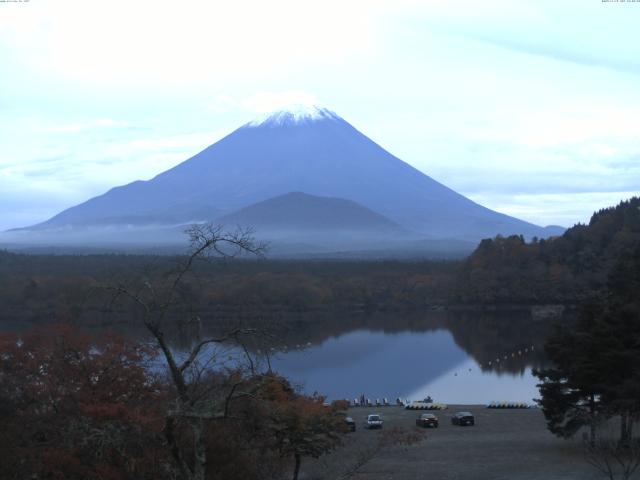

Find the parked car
[[451, 412, 475, 426], [415, 413, 439, 428], [366, 414, 383, 429], [345, 416, 356, 432]]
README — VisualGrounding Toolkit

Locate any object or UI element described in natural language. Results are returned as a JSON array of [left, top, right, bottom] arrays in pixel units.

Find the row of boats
[[349, 398, 535, 409]]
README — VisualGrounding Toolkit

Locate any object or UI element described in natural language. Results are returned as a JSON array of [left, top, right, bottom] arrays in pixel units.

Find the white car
[[366, 414, 383, 429]]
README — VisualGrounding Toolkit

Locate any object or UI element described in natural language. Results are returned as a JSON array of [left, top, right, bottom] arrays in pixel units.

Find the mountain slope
[[217, 192, 405, 235], [27, 105, 560, 242]]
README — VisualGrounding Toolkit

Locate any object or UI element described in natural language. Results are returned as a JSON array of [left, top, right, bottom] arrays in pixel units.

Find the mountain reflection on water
[[239, 307, 559, 404], [58, 306, 561, 405], [271, 328, 543, 404]]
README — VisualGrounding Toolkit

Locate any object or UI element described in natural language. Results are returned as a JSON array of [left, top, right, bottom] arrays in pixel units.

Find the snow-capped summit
[[243, 104, 340, 128]]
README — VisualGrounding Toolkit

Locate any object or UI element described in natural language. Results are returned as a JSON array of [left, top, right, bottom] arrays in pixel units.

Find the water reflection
[[408, 359, 541, 405], [269, 321, 546, 404], [271, 329, 468, 400], [10, 306, 565, 404], [146, 307, 558, 403]]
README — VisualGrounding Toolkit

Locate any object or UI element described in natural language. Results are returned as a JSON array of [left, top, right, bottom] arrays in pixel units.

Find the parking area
[[304, 405, 604, 480]]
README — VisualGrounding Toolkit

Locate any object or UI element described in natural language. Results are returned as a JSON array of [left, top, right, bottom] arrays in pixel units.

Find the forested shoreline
[[1, 197, 638, 328]]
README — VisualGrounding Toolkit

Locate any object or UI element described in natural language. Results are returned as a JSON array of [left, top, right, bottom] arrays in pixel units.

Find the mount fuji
[[7, 105, 563, 256]]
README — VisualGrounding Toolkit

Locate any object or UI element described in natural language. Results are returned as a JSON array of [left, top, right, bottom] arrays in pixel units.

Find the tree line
[[0, 252, 459, 328], [457, 197, 640, 304]]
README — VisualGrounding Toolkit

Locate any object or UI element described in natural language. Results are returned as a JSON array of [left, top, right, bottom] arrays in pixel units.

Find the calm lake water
[[8, 307, 558, 405], [269, 326, 543, 405], [158, 308, 556, 404]]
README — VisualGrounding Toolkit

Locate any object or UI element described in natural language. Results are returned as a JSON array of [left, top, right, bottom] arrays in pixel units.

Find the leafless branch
[[103, 223, 270, 480], [584, 438, 640, 480]]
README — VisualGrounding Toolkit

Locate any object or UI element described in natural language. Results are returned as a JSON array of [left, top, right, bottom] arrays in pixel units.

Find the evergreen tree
[[595, 246, 640, 444], [535, 244, 640, 444], [534, 301, 608, 444]]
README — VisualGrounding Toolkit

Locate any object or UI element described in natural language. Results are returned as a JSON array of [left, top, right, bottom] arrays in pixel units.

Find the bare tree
[[110, 224, 267, 480], [584, 437, 640, 480]]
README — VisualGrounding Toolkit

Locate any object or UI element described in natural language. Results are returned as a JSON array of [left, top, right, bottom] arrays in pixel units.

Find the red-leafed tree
[[0, 323, 169, 479], [253, 375, 346, 480]]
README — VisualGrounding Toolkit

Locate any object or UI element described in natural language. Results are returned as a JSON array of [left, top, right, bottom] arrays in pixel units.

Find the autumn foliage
[[0, 324, 347, 480], [0, 324, 167, 479]]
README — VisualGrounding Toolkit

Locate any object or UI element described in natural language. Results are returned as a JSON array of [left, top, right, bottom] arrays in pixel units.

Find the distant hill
[[12, 105, 563, 254], [217, 192, 406, 237], [214, 192, 483, 257], [457, 197, 640, 304]]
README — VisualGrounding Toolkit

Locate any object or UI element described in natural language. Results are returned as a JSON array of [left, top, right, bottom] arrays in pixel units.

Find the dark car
[[416, 413, 439, 428], [451, 412, 475, 426], [345, 416, 356, 432]]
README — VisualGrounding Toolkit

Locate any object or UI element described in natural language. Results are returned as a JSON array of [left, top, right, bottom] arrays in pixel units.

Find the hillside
[[215, 191, 415, 254], [218, 192, 405, 235], [457, 197, 640, 304]]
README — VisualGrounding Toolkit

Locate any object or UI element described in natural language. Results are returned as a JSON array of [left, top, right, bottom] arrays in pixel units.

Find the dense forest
[[458, 197, 640, 304], [0, 253, 458, 328], [0, 197, 638, 331]]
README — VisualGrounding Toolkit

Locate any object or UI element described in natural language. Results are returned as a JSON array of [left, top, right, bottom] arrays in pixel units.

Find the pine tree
[[535, 244, 640, 445], [534, 301, 608, 445]]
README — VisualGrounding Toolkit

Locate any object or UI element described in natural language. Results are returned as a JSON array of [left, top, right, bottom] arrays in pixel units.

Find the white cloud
[[119, 132, 226, 153], [0, 0, 378, 87], [241, 91, 319, 113], [48, 119, 131, 134], [205, 91, 322, 115]]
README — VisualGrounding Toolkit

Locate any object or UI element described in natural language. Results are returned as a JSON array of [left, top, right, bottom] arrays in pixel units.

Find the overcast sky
[[1, 0, 639, 231]]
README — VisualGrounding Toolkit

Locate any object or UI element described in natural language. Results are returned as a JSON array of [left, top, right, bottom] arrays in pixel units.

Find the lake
[[6, 306, 559, 405], [270, 327, 542, 404], [231, 307, 558, 405]]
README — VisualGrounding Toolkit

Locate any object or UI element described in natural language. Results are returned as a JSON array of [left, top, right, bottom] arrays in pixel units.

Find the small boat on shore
[[487, 401, 534, 409], [405, 401, 448, 410]]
